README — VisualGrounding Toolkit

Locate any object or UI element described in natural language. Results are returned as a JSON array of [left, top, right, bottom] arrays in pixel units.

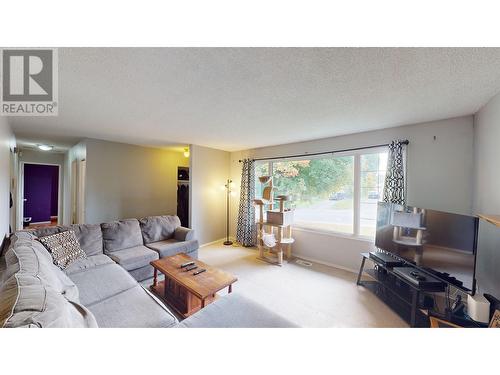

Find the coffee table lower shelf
[[150, 279, 219, 318]]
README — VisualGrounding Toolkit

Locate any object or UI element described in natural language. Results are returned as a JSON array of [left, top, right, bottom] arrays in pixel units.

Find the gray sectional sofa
[[0, 215, 296, 328], [25, 215, 199, 282]]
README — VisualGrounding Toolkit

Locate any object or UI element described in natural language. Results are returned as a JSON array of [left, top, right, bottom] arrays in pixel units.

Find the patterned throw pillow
[[38, 230, 87, 269]]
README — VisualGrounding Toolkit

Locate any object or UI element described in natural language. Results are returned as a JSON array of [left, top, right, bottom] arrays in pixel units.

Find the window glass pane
[[255, 162, 269, 199], [272, 156, 354, 234], [359, 151, 388, 237]]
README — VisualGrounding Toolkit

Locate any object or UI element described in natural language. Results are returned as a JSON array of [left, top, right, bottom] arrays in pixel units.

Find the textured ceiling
[[8, 48, 500, 151]]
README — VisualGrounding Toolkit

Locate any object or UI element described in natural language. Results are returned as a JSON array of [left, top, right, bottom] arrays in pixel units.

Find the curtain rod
[[238, 140, 409, 162]]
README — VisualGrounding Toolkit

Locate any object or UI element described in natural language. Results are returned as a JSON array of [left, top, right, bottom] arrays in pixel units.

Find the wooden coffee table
[[150, 253, 238, 318]]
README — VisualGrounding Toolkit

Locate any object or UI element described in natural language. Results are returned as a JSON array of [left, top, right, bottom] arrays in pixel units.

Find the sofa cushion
[[0, 273, 98, 328], [7, 230, 36, 249], [3, 232, 37, 278], [68, 263, 137, 306], [88, 285, 178, 328], [146, 239, 198, 258], [27, 225, 67, 238], [26, 224, 103, 257], [176, 293, 298, 328], [139, 215, 180, 244], [128, 265, 155, 282], [3, 235, 79, 300], [101, 219, 144, 253], [0, 237, 97, 328], [174, 226, 195, 242], [70, 224, 103, 256], [108, 245, 159, 271], [38, 230, 87, 270], [64, 254, 115, 276]]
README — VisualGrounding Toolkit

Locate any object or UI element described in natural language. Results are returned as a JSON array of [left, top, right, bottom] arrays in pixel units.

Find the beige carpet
[[1, 239, 407, 327], [193, 242, 408, 328]]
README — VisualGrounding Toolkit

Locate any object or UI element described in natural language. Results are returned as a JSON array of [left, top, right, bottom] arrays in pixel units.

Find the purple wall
[[24, 164, 59, 223]]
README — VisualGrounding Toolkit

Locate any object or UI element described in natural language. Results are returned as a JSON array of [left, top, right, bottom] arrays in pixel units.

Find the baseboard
[[291, 253, 358, 274], [29, 221, 51, 225], [200, 237, 234, 248], [198, 241, 357, 274]]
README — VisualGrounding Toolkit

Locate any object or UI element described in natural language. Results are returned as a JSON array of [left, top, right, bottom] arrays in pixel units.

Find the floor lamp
[[224, 179, 233, 246]]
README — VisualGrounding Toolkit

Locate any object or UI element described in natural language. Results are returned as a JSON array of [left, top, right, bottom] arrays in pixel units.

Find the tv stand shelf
[[364, 269, 413, 305], [356, 252, 446, 327]]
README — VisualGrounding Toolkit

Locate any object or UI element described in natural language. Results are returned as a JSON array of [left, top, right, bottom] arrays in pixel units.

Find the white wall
[[190, 144, 230, 246], [83, 139, 188, 224], [230, 116, 475, 271], [0, 119, 15, 245], [473, 92, 500, 215], [19, 149, 65, 165], [472, 92, 500, 297], [63, 140, 87, 225]]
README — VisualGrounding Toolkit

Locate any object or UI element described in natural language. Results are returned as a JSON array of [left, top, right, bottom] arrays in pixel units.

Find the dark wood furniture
[[428, 315, 463, 328], [422, 309, 488, 328], [357, 252, 446, 327], [478, 214, 500, 227], [150, 253, 237, 318]]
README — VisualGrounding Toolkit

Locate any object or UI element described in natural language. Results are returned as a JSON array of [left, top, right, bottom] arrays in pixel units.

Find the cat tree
[[253, 176, 294, 266], [391, 208, 427, 265]]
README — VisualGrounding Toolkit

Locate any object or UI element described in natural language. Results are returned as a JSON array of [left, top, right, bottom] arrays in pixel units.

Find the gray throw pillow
[[38, 230, 87, 270]]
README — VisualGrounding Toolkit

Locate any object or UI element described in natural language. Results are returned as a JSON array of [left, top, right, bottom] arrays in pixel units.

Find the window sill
[[291, 225, 375, 243]]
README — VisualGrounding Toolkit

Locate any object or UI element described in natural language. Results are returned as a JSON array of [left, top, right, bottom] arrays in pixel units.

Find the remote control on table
[[180, 261, 195, 268], [193, 269, 206, 276], [185, 265, 198, 272]]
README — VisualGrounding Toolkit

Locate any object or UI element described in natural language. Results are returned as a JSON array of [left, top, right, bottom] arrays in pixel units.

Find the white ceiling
[[8, 48, 500, 152], [15, 133, 82, 153]]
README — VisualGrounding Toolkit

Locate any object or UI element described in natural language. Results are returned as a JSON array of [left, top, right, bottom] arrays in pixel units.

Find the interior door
[[23, 164, 59, 225]]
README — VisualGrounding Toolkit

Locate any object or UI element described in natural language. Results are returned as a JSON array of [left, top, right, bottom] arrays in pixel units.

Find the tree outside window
[[253, 147, 388, 239]]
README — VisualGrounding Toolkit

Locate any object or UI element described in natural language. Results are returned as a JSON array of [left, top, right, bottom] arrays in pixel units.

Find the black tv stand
[[356, 252, 446, 327]]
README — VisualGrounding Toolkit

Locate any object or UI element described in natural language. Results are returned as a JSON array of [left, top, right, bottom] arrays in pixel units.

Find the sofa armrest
[[174, 227, 195, 242]]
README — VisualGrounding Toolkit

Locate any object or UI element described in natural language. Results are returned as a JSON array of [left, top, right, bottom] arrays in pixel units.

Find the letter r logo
[[2, 49, 53, 101]]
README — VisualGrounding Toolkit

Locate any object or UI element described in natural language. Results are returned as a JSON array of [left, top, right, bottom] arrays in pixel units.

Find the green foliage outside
[[254, 152, 386, 208], [271, 157, 353, 206]]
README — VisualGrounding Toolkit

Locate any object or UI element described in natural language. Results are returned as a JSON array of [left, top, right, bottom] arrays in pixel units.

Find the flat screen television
[[475, 218, 500, 299], [375, 202, 479, 293]]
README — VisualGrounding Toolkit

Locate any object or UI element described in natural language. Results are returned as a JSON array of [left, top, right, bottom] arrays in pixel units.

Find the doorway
[[71, 159, 86, 224], [20, 163, 61, 229], [177, 166, 189, 227]]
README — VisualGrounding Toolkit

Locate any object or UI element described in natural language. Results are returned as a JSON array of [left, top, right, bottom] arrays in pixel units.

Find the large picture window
[[360, 152, 388, 237], [255, 148, 388, 239]]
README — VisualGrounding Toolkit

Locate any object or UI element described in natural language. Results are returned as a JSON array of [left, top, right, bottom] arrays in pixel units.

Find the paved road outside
[[293, 198, 379, 236]]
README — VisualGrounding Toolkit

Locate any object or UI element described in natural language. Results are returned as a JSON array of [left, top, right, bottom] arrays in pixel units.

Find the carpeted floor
[[143, 242, 408, 328], [0, 239, 407, 327]]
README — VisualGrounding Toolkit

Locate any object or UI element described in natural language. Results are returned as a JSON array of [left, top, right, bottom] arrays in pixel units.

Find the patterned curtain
[[236, 159, 256, 247], [383, 140, 407, 205]]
